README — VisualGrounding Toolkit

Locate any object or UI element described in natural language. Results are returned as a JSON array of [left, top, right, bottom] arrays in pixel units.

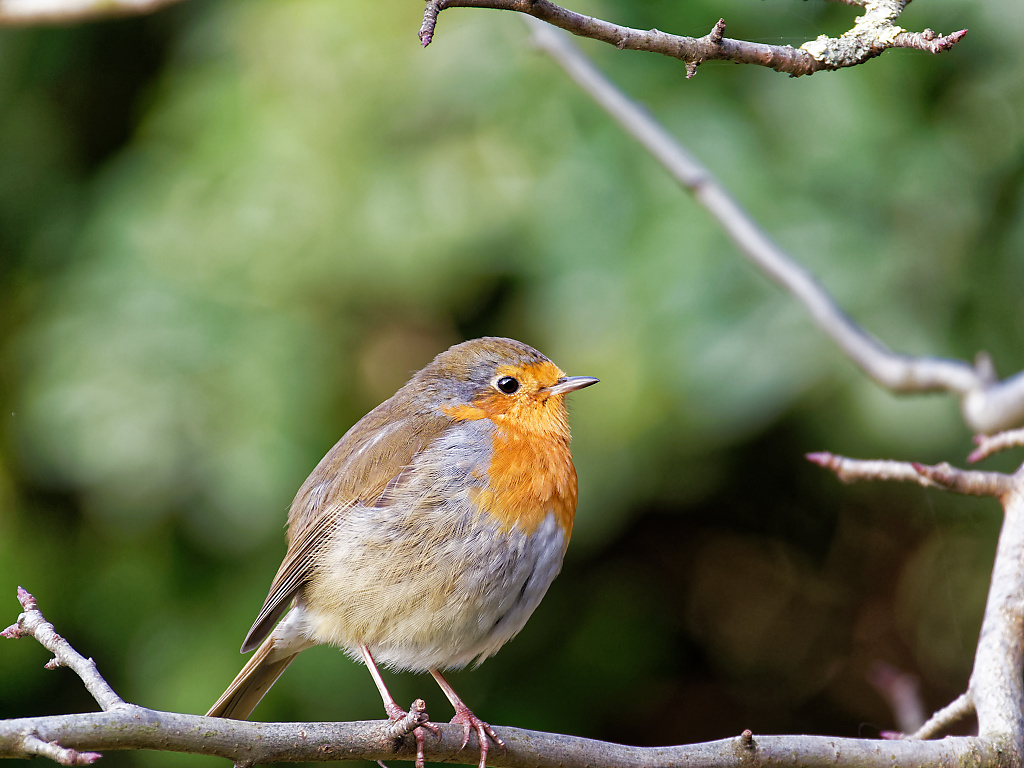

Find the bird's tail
[[206, 635, 300, 720]]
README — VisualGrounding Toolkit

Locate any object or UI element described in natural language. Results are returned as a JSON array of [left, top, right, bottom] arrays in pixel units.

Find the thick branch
[[0, 708, 1006, 767], [522, 17, 1024, 434], [0, 589, 1015, 766], [420, 0, 965, 78], [969, 487, 1024, 748]]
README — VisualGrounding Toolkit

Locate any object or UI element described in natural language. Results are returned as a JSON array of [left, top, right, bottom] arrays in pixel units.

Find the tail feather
[[206, 636, 300, 720]]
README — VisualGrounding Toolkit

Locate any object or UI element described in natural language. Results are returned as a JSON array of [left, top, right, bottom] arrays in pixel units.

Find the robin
[[206, 337, 597, 768]]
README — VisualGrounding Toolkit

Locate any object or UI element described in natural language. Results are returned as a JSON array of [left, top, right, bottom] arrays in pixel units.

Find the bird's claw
[[450, 703, 505, 768], [383, 699, 436, 768]]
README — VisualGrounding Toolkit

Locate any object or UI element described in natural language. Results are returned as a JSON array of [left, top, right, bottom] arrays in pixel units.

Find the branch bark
[[0, 700, 1008, 766], [419, 0, 966, 78]]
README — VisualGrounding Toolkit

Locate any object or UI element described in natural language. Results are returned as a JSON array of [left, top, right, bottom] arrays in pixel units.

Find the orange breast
[[473, 426, 578, 539]]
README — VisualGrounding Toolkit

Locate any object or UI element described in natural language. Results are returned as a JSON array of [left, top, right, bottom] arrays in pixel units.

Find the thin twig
[[907, 692, 975, 740], [806, 453, 1014, 498], [805, 453, 937, 485], [969, 429, 1024, 464], [2, 588, 127, 712], [419, 0, 965, 78]]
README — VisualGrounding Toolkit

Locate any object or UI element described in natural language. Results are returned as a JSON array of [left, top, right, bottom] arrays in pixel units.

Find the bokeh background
[[2, 0, 1023, 765]]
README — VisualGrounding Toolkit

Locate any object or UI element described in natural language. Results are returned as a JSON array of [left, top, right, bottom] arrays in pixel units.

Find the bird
[[206, 336, 597, 768]]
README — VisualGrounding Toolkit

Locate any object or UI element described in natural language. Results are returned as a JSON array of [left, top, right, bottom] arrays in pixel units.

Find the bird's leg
[[361, 645, 439, 768], [429, 669, 505, 768]]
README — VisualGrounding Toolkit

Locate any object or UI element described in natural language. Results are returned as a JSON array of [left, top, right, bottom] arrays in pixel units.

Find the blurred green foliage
[[1, 0, 1022, 766]]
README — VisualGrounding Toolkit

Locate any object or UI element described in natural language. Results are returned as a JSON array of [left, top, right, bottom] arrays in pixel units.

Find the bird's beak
[[546, 376, 599, 395]]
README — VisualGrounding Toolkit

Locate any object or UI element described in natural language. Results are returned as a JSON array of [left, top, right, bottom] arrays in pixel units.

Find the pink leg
[[361, 645, 438, 768], [429, 669, 505, 768]]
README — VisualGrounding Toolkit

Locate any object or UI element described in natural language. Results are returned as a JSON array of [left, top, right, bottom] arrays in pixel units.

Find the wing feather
[[240, 394, 453, 652]]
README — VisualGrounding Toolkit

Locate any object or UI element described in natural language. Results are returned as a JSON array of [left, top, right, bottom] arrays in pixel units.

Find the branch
[[521, 17, 1024, 435], [0, 589, 1013, 767], [0, 0, 186, 25], [908, 693, 974, 741], [419, 0, 966, 78], [2, 588, 126, 712], [0, 707, 1008, 767], [812, 441, 1024, 753]]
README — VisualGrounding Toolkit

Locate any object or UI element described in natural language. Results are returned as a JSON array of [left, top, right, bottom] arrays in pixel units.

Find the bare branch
[[907, 693, 975, 740], [2, 588, 126, 712], [521, 17, 1024, 435], [968, 485, 1024, 748], [0, 708, 1009, 767], [807, 452, 1014, 497], [420, 0, 965, 78], [0, 0, 186, 25], [969, 429, 1024, 464], [805, 453, 937, 485], [0, 588, 1016, 767]]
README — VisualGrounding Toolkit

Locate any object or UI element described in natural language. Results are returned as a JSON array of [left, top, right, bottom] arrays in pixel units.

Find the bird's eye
[[496, 376, 520, 394]]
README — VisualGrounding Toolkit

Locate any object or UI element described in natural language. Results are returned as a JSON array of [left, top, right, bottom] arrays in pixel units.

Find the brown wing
[[240, 394, 452, 652]]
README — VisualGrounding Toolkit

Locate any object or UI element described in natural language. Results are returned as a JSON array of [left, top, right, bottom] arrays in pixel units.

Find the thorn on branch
[[18, 586, 38, 611], [708, 18, 725, 45], [740, 729, 755, 749]]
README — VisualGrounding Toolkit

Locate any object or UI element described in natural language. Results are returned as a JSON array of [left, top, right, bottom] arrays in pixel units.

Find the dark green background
[[1, 1, 1020, 766]]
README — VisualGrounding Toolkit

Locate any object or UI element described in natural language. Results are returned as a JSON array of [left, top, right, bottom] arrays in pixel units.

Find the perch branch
[[0, 589, 1013, 766], [522, 17, 1024, 435], [0, 707, 1009, 767], [419, 0, 966, 78]]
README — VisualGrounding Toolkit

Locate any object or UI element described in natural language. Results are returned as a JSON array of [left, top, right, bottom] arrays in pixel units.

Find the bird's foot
[[450, 703, 505, 768], [382, 699, 441, 768]]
